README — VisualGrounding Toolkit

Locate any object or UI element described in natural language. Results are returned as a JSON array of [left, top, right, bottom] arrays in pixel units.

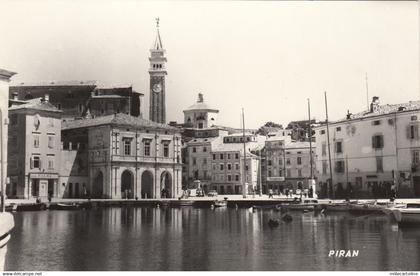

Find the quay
[[4, 196, 420, 212]]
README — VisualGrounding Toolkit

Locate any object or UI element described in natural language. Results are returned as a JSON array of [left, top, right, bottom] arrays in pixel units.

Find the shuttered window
[[407, 125, 419, 140], [372, 135, 384, 149]]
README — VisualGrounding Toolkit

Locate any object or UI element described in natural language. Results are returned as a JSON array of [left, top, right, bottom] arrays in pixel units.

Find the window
[[123, 139, 131, 155], [412, 115, 418, 121], [227, 154, 231, 159], [220, 164, 224, 171], [413, 150, 420, 165], [235, 174, 239, 181], [320, 130, 325, 135], [203, 147, 207, 152], [192, 147, 196, 153], [335, 160, 345, 173], [297, 157, 302, 165], [227, 163, 232, 170], [213, 154, 216, 160], [235, 153, 239, 159], [372, 135, 384, 149], [193, 158, 197, 165], [48, 158, 54, 170], [33, 135, 40, 148], [286, 158, 290, 165], [228, 175, 232, 181], [220, 154, 224, 160], [48, 136, 54, 149], [322, 161, 328, 175], [32, 156, 40, 169], [212, 164, 216, 171], [144, 140, 151, 156], [268, 160, 272, 166], [268, 170, 272, 177], [335, 141, 342, 153], [203, 158, 207, 165], [322, 143, 326, 156], [372, 120, 381, 126], [163, 143, 169, 157], [235, 163, 240, 170], [279, 159, 283, 166], [376, 156, 383, 173], [245, 165, 249, 171], [336, 127, 341, 132], [298, 169, 302, 177], [408, 125, 419, 140]]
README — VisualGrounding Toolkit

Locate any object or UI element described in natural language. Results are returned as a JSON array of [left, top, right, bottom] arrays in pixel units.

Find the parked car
[[208, 190, 218, 197]]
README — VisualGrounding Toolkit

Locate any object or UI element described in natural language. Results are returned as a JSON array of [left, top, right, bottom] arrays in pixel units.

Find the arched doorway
[[141, 171, 153, 199], [92, 171, 103, 198], [161, 171, 172, 198], [121, 170, 134, 199]]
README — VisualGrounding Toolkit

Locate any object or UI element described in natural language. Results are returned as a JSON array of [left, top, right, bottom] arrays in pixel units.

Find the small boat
[[171, 200, 194, 207], [5, 204, 17, 212], [50, 203, 82, 210], [280, 199, 319, 212], [17, 203, 47, 211], [349, 200, 400, 215], [386, 203, 420, 226], [213, 200, 227, 208], [268, 218, 280, 227], [320, 202, 351, 212]]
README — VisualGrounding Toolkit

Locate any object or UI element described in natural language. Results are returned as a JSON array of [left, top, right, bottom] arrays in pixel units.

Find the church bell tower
[[149, 18, 167, 124]]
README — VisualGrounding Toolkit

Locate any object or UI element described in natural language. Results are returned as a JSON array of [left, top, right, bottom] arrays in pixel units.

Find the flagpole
[[324, 92, 334, 199]]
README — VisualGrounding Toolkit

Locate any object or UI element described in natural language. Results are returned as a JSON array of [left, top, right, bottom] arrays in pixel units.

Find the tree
[[257, 122, 283, 135]]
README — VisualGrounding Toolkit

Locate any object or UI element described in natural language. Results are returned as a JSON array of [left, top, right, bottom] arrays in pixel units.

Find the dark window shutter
[[407, 126, 412, 139], [415, 125, 419, 140], [30, 157, 33, 169], [372, 136, 376, 148]]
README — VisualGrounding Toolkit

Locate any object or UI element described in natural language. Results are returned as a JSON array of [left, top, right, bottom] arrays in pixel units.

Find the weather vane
[[156, 17, 160, 28]]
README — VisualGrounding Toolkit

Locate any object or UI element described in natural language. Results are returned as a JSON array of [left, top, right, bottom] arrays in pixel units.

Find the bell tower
[[149, 17, 167, 124]]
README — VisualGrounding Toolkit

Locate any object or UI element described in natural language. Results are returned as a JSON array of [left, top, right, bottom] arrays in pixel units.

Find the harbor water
[[5, 207, 420, 271]]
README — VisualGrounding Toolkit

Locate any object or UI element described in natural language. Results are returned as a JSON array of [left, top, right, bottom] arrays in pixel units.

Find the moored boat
[[17, 203, 47, 211], [171, 200, 194, 207], [0, 212, 14, 270], [386, 203, 420, 226], [279, 199, 319, 212], [213, 200, 227, 208], [49, 203, 82, 210]]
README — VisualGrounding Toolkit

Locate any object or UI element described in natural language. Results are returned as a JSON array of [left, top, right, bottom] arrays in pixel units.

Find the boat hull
[[0, 213, 14, 271], [391, 208, 420, 226]]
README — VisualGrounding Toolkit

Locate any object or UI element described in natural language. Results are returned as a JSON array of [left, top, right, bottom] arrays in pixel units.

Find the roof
[[212, 135, 266, 153], [62, 113, 180, 132], [184, 93, 219, 112], [9, 98, 61, 113], [284, 141, 312, 149], [12, 80, 97, 87], [153, 28, 164, 50], [327, 100, 420, 126]]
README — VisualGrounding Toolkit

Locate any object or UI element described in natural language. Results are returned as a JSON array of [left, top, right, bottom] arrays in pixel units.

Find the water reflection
[[5, 208, 420, 271]]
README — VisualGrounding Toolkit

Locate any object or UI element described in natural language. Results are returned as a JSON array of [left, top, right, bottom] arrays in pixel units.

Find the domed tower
[[149, 18, 167, 124], [183, 93, 219, 129]]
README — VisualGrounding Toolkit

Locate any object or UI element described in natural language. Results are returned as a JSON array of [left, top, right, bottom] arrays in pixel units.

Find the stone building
[[0, 69, 16, 200], [62, 113, 182, 199], [8, 96, 62, 199], [210, 133, 265, 195], [315, 97, 420, 198], [9, 81, 143, 120], [183, 93, 219, 129], [262, 135, 315, 194]]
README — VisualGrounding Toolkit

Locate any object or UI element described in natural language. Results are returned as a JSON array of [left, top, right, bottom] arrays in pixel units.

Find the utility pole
[[308, 98, 313, 179], [324, 92, 334, 199], [0, 109, 4, 212]]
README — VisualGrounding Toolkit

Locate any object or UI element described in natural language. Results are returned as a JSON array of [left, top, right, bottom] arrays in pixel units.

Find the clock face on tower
[[152, 83, 162, 93]]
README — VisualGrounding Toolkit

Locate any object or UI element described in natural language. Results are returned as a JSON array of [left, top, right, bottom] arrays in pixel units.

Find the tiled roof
[[62, 113, 180, 131], [285, 141, 312, 149], [335, 100, 420, 123], [184, 102, 219, 112], [9, 98, 61, 113]]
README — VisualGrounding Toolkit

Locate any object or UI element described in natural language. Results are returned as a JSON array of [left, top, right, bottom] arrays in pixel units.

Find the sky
[[0, 0, 418, 129]]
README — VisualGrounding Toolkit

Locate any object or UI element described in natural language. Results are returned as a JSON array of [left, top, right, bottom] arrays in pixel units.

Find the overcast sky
[[0, 0, 418, 129]]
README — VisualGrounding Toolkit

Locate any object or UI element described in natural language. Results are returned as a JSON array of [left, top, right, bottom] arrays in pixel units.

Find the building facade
[[0, 69, 16, 201], [210, 133, 265, 195], [315, 97, 420, 198], [62, 113, 182, 199], [262, 135, 315, 194], [183, 93, 219, 129], [8, 96, 62, 199]]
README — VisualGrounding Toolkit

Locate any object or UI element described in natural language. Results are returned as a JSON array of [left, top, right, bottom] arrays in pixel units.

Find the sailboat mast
[[242, 108, 247, 198], [324, 92, 334, 199]]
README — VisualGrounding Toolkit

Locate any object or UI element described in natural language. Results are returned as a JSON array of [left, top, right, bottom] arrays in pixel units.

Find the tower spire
[[153, 17, 163, 50]]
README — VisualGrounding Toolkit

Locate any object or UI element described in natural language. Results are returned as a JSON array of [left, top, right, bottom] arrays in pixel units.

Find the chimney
[[370, 96, 380, 113], [197, 93, 204, 103], [44, 94, 50, 103], [346, 110, 352, 120], [12, 92, 18, 100]]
